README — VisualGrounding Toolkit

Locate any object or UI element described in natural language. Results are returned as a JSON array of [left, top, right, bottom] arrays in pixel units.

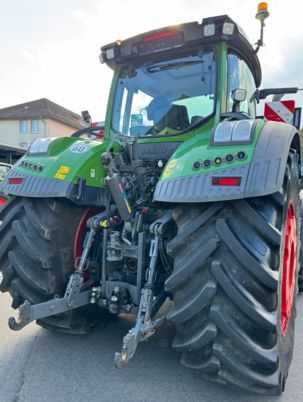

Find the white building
[[0, 98, 86, 149]]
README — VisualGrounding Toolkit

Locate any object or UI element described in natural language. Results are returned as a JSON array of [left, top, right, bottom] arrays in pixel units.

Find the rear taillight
[[211, 177, 241, 186], [8, 178, 23, 185]]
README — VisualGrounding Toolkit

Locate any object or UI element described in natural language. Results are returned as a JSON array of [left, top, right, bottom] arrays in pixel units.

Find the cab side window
[[227, 52, 256, 117]]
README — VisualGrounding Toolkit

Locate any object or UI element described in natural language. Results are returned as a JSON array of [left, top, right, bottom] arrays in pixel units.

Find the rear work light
[[8, 178, 23, 185], [222, 22, 235, 35], [211, 177, 241, 186], [105, 48, 115, 59], [212, 120, 255, 145], [203, 23, 215, 36]]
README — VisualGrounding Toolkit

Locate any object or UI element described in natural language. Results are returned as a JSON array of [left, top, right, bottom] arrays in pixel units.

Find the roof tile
[[0, 98, 86, 129]]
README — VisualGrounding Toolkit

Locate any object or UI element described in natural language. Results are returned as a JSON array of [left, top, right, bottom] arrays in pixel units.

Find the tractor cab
[[100, 15, 261, 140]]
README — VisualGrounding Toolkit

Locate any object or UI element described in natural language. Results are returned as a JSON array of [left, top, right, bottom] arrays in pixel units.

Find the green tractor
[[0, 3, 302, 395]]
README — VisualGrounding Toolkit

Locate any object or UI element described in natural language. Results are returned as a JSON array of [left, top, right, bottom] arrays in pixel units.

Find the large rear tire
[[299, 202, 303, 293], [166, 151, 300, 395], [0, 197, 108, 334]]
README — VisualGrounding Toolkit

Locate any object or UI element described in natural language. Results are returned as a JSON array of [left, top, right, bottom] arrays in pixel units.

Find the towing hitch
[[8, 290, 92, 331], [114, 218, 169, 369], [8, 211, 171, 370]]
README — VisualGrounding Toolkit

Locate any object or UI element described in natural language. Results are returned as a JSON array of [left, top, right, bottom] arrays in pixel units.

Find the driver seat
[[147, 96, 190, 132], [165, 105, 190, 131]]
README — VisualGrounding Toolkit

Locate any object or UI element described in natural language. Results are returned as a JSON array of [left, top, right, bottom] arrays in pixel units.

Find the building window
[[20, 120, 28, 134], [31, 119, 39, 134]]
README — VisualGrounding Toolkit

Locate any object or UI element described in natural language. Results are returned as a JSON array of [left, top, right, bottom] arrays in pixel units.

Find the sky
[[0, 0, 303, 121]]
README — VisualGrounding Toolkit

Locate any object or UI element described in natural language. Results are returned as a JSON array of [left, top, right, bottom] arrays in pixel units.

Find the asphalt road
[[0, 292, 302, 402]]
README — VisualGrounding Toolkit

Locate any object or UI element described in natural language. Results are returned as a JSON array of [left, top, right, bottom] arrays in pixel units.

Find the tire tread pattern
[[0, 197, 98, 333], [165, 152, 300, 395]]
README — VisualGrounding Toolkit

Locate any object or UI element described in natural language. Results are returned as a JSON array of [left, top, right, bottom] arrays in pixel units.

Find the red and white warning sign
[[264, 100, 295, 124]]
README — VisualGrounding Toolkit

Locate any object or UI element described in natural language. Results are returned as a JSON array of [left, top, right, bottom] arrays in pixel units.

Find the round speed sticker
[[70, 143, 89, 154]]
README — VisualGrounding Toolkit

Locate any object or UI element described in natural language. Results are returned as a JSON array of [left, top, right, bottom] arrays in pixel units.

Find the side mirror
[[250, 87, 299, 103], [131, 113, 143, 127], [232, 88, 247, 102], [81, 110, 92, 124]]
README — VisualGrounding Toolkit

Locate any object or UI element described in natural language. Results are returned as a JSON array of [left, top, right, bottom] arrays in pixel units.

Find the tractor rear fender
[[0, 137, 111, 206], [245, 121, 300, 197], [154, 120, 301, 203]]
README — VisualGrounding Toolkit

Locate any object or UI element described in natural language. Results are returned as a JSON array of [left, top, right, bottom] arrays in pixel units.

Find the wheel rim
[[73, 207, 100, 262], [281, 203, 297, 335]]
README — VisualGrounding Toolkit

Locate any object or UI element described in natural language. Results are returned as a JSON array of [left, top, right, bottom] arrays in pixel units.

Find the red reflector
[[143, 30, 178, 42], [9, 178, 23, 185], [212, 177, 241, 186], [0, 197, 7, 205]]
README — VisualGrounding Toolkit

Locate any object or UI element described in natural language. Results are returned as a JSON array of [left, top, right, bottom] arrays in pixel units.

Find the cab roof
[[100, 15, 262, 87]]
